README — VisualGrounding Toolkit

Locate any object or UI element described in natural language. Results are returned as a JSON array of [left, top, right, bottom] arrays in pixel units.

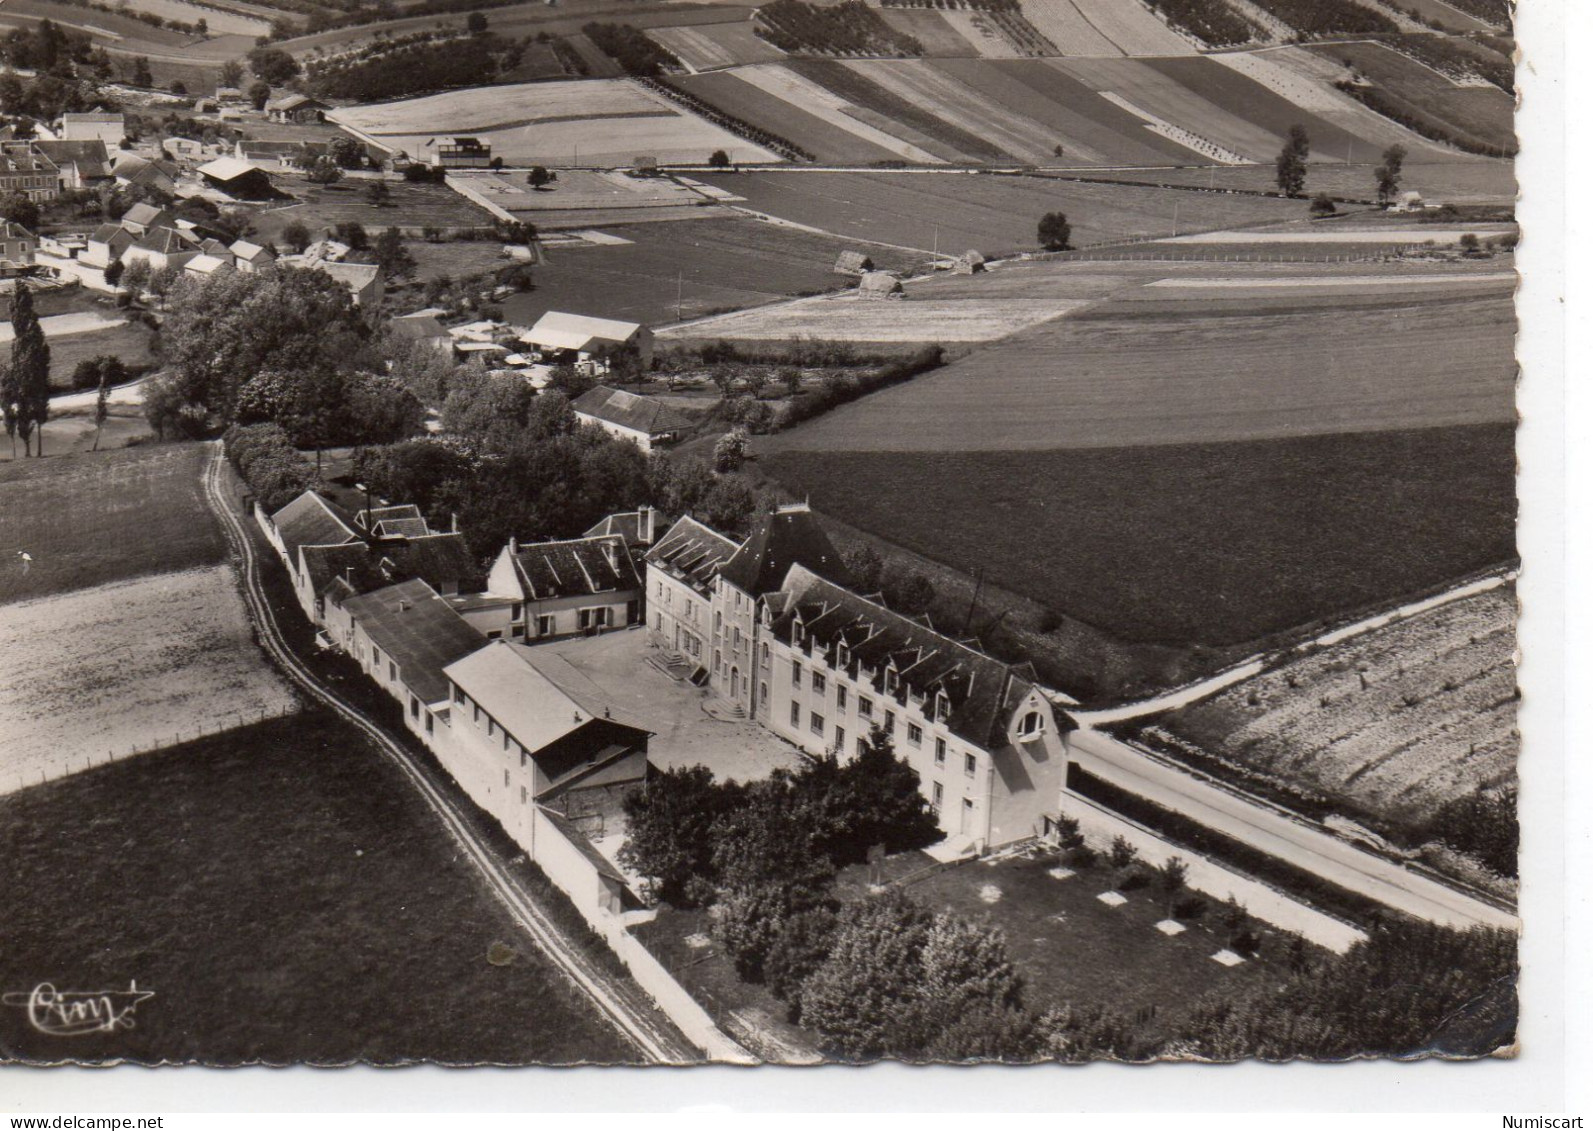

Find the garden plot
[[660, 291, 1091, 343], [1150, 586, 1517, 827], [329, 79, 777, 166], [0, 565, 298, 796]]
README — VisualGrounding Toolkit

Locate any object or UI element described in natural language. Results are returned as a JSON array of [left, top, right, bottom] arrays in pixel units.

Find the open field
[[1145, 585, 1516, 831], [757, 261, 1515, 449], [1056, 159, 1515, 202], [760, 424, 1517, 648], [1064, 0, 1195, 54], [44, 322, 156, 390], [0, 710, 636, 1064], [452, 168, 708, 221], [248, 180, 495, 244], [115, 0, 272, 35], [0, 566, 299, 796], [692, 170, 1307, 253], [330, 79, 777, 167], [1306, 42, 1515, 154], [646, 21, 783, 70], [1015, 0, 1120, 54], [499, 214, 924, 326], [661, 291, 1089, 344], [0, 444, 225, 603]]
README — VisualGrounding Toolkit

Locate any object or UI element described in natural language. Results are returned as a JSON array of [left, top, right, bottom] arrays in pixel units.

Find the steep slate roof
[[571, 386, 690, 437], [133, 227, 193, 255], [445, 640, 648, 757], [89, 223, 132, 245], [767, 563, 1031, 751], [303, 533, 480, 600], [584, 507, 673, 550], [120, 202, 170, 229], [644, 515, 740, 596], [718, 504, 850, 597], [342, 578, 485, 706], [504, 535, 640, 601], [33, 139, 110, 177], [271, 491, 361, 561]]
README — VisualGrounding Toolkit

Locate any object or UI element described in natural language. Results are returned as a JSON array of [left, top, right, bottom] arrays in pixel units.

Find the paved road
[[1070, 727, 1518, 932], [198, 443, 700, 1064]]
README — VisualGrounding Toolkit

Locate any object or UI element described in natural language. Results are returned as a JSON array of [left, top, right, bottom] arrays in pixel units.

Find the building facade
[[644, 516, 741, 677], [458, 535, 643, 642]]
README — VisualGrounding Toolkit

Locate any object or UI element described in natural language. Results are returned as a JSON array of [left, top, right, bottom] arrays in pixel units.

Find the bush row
[[755, 0, 924, 56], [1248, 0, 1398, 36], [776, 344, 945, 430], [1065, 763, 1396, 928], [224, 422, 312, 513], [1143, 0, 1259, 47], [581, 21, 679, 77], [645, 77, 815, 162], [1379, 32, 1513, 91], [1334, 80, 1517, 157]]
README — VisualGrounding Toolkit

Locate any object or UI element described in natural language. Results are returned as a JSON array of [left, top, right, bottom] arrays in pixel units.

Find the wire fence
[[0, 702, 300, 798]]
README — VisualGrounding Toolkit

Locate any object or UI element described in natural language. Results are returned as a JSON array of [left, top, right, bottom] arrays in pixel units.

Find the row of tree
[[1276, 125, 1411, 206], [0, 284, 50, 458]]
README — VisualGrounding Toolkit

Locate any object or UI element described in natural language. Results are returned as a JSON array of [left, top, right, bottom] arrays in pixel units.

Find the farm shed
[[267, 94, 331, 124], [857, 270, 904, 299], [833, 250, 875, 277], [953, 249, 987, 275], [198, 157, 274, 199], [522, 311, 655, 373], [230, 240, 276, 272], [571, 386, 691, 454], [183, 253, 233, 279], [314, 261, 384, 307]]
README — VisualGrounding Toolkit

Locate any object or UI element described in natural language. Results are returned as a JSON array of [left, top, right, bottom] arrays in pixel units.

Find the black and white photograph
[[0, 0, 1562, 1099]]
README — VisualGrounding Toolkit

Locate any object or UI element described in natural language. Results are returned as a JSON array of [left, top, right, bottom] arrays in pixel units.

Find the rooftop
[[719, 503, 850, 596], [304, 532, 479, 600], [524, 311, 644, 353], [270, 491, 362, 561], [343, 578, 486, 706], [571, 386, 691, 437], [584, 507, 673, 550], [644, 515, 740, 596], [503, 535, 641, 602]]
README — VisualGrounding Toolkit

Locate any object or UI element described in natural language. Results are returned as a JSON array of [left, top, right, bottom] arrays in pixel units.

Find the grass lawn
[[0, 443, 225, 604], [0, 710, 636, 1064], [760, 424, 1518, 652], [249, 180, 494, 246], [46, 323, 156, 390]]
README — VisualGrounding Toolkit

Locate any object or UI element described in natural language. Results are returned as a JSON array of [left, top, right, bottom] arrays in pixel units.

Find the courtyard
[[533, 628, 807, 784]]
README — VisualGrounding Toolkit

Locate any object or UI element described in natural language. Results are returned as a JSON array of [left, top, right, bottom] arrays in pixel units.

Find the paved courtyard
[[533, 628, 807, 783]]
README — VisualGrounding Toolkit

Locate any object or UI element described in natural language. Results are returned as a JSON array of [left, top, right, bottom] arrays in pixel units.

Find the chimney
[[451, 512, 459, 534], [509, 536, 518, 556], [640, 505, 654, 545], [399, 599, 411, 612]]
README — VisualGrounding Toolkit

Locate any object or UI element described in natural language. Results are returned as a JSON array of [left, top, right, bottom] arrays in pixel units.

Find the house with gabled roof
[[454, 534, 642, 642], [123, 226, 199, 273], [760, 563, 1066, 852], [118, 202, 173, 237], [263, 490, 363, 619], [229, 239, 275, 272], [643, 514, 742, 678], [522, 311, 654, 374], [304, 530, 480, 634], [571, 386, 689, 453], [584, 506, 671, 557], [82, 223, 134, 269], [59, 112, 126, 146], [32, 139, 111, 190], [342, 578, 486, 743]]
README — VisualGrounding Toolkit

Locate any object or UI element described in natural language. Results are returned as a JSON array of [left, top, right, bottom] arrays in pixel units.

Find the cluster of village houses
[[258, 480, 1069, 909]]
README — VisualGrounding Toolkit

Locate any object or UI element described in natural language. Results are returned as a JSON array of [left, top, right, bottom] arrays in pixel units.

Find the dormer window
[[934, 691, 950, 723], [837, 641, 849, 667], [1018, 710, 1045, 739], [885, 667, 898, 695]]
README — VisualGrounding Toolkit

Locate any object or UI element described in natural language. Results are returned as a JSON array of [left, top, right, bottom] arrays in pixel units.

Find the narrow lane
[[199, 442, 698, 1064]]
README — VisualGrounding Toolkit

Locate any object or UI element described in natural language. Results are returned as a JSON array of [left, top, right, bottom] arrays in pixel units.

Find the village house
[[759, 563, 1067, 851], [263, 490, 364, 619], [229, 239, 275, 272], [426, 136, 492, 169], [234, 139, 324, 171], [112, 154, 178, 194], [440, 640, 652, 868], [453, 535, 643, 642], [118, 203, 174, 238], [81, 223, 134, 269], [341, 578, 487, 744], [122, 227, 199, 273], [0, 145, 60, 202], [308, 531, 479, 636], [183, 252, 232, 279], [522, 311, 653, 375], [58, 112, 126, 146], [571, 386, 689, 454], [388, 310, 454, 354], [643, 515, 741, 678], [584, 506, 671, 560], [266, 93, 331, 124], [0, 220, 38, 274], [314, 261, 384, 306], [32, 139, 111, 190]]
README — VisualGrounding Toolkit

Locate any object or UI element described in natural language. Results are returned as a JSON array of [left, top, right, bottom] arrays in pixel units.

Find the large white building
[[644, 515, 741, 680]]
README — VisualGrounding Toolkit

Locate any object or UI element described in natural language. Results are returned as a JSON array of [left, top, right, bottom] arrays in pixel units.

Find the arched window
[[1017, 710, 1044, 739]]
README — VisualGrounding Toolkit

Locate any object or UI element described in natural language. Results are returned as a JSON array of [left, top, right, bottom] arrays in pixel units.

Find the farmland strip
[[844, 59, 1065, 163], [673, 71, 899, 164], [730, 62, 946, 163]]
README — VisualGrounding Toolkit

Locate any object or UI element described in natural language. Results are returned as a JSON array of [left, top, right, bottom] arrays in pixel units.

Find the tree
[[160, 266, 373, 421], [220, 59, 244, 87], [281, 220, 312, 253], [823, 726, 942, 864], [1309, 192, 1336, 217], [1374, 143, 1407, 207], [1459, 232, 1482, 254], [102, 258, 124, 288], [329, 135, 365, 169], [364, 179, 390, 207], [0, 192, 39, 232], [247, 45, 300, 84], [1036, 211, 1071, 252], [526, 165, 553, 189], [843, 543, 884, 593], [879, 562, 934, 616], [306, 156, 342, 185], [1276, 124, 1310, 198], [71, 354, 127, 392], [713, 426, 750, 473], [147, 263, 182, 308], [466, 11, 488, 33], [9, 282, 50, 456], [119, 257, 151, 296], [132, 56, 153, 87], [91, 367, 111, 451], [170, 80, 187, 96], [0, 361, 16, 459], [618, 765, 742, 906], [333, 221, 368, 251], [247, 79, 271, 111], [1156, 856, 1188, 915], [195, 18, 207, 35], [707, 149, 731, 169], [372, 226, 416, 280]]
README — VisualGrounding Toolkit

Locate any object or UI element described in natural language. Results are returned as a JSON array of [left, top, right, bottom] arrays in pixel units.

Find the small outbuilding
[[198, 156, 274, 199], [521, 310, 654, 373], [833, 249, 875, 277], [952, 249, 986, 274]]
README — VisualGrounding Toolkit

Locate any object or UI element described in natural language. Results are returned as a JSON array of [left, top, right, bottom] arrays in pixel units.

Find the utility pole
[[1173, 199, 1180, 236], [675, 270, 683, 322]]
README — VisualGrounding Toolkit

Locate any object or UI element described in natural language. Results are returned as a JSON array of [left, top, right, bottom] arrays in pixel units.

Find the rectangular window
[[487, 717, 496, 737], [859, 696, 873, 719], [537, 615, 554, 635], [453, 685, 464, 705], [836, 686, 847, 711], [932, 782, 943, 812], [834, 725, 845, 751], [965, 752, 977, 777], [389, 661, 397, 682], [503, 729, 510, 751], [907, 723, 923, 746], [473, 703, 480, 724], [792, 661, 802, 687], [521, 785, 527, 804], [857, 737, 869, 758], [934, 737, 946, 765], [810, 712, 824, 737], [503, 769, 509, 787], [511, 602, 523, 621], [790, 701, 801, 727], [761, 682, 769, 707], [812, 672, 827, 694], [486, 630, 502, 640]]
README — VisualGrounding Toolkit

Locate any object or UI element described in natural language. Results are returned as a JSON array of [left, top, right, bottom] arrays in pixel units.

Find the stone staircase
[[647, 649, 694, 681]]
